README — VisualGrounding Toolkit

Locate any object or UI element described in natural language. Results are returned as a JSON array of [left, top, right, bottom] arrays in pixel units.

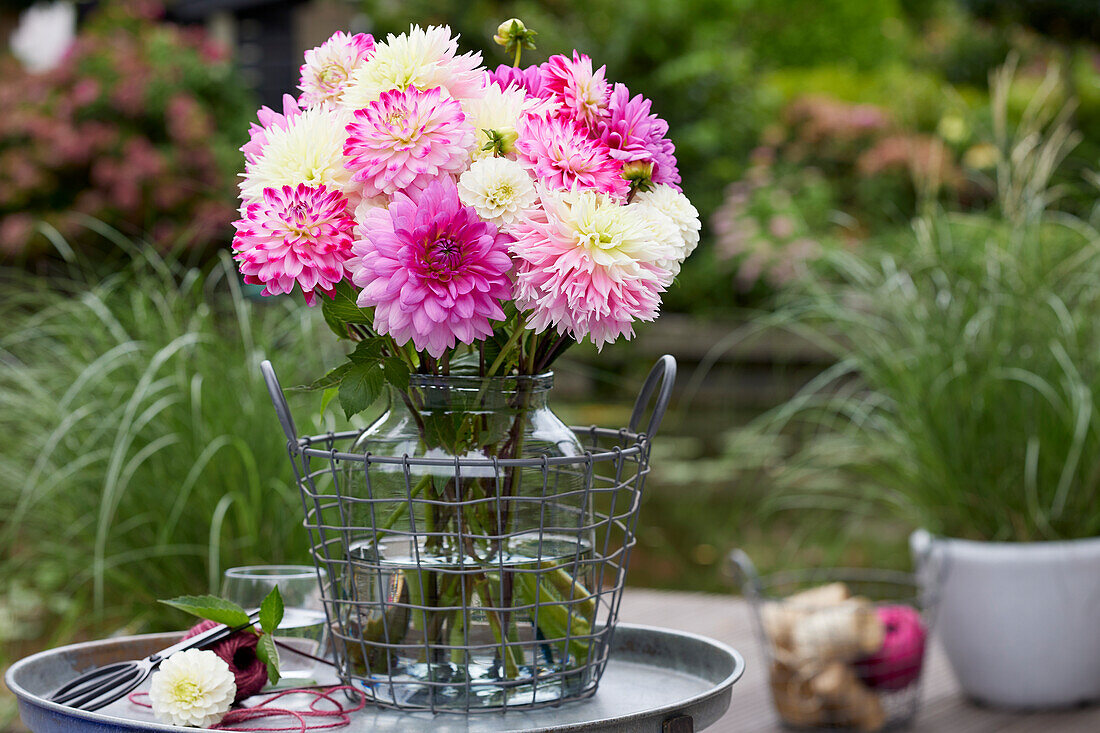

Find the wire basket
[[260, 357, 675, 713], [730, 551, 942, 731]]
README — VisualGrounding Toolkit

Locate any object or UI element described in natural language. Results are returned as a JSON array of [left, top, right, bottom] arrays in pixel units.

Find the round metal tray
[[6, 623, 744, 732]]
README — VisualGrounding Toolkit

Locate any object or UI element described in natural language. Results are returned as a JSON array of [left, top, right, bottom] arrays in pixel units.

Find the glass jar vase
[[336, 373, 597, 710]]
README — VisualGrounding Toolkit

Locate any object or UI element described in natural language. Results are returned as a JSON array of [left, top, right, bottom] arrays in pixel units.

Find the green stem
[[374, 473, 433, 538], [513, 44, 522, 68], [474, 578, 523, 677], [513, 572, 592, 664], [540, 562, 597, 620], [487, 323, 525, 378]]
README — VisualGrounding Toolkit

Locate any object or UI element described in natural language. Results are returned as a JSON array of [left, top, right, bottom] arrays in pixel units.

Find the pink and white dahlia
[[341, 25, 485, 110], [511, 187, 676, 348], [515, 112, 628, 198], [347, 178, 513, 357], [597, 84, 680, 189], [539, 51, 610, 129], [241, 94, 302, 166], [232, 183, 355, 305], [298, 31, 375, 108], [343, 85, 474, 197]]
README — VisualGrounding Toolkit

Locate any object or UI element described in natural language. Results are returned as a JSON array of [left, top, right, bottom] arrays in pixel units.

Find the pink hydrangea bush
[[232, 20, 700, 410], [0, 1, 252, 260]]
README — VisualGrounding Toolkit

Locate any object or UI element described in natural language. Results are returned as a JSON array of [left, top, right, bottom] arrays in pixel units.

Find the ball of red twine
[[183, 619, 268, 701]]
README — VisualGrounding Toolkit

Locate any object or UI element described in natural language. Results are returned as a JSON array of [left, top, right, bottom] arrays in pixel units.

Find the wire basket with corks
[[730, 551, 942, 731]]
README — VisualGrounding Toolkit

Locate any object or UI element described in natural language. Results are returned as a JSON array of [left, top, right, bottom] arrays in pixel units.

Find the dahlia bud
[[623, 160, 656, 197], [482, 127, 519, 157], [493, 18, 537, 67]]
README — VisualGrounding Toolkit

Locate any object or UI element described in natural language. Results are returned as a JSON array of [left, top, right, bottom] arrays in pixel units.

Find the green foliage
[[160, 595, 253, 627], [0, 239, 334, 651], [736, 0, 907, 70], [763, 64, 966, 131], [762, 211, 1100, 541], [961, 0, 1100, 41], [752, 64, 1100, 541]]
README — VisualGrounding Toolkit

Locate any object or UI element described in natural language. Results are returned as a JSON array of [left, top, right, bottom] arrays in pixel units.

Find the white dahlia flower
[[148, 649, 236, 728], [458, 157, 538, 232], [239, 106, 355, 205], [341, 25, 485, 111], [631, 202, 683, 283], [632, 184, 701, 261]]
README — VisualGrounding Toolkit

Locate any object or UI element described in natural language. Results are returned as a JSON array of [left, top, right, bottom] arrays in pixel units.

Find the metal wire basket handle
[[629, 354, 677, 439], [260, 360, 298, 445], [727, 548, 764, 598]]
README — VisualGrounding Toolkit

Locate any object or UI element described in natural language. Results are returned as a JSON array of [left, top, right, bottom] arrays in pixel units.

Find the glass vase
[[337, 373, 596, 710]]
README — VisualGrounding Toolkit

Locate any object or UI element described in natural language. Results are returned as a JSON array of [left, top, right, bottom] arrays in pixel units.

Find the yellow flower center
[[319, 64, 348, 90], [170, 678, 202, 705]]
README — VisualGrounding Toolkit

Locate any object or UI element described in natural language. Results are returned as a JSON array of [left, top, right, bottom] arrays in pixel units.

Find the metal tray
[[6, 623, 744, 732]]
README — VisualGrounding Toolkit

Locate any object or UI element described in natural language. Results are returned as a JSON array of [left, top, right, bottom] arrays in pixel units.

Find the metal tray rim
[[6, 623, 745, 732]]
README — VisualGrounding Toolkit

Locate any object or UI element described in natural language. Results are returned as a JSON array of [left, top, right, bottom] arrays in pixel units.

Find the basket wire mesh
[[261, 357, 675, 713]]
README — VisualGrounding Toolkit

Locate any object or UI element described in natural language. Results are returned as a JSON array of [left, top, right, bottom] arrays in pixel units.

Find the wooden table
[[620, 588, 1100, 732]]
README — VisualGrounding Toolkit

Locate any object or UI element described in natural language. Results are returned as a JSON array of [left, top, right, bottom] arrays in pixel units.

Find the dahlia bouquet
[[232, 20, 698, 411], [234, 20, 698, 706]]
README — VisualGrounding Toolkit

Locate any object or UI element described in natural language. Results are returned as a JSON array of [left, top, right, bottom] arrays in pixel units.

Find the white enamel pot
[[911, 529, 1100, 708]]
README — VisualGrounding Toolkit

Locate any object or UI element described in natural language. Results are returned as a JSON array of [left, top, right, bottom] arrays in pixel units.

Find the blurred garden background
[[5, 0, 1100, 727]]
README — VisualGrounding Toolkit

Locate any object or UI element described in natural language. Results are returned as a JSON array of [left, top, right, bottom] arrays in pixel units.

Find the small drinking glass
[[221, 565, 328, 682]]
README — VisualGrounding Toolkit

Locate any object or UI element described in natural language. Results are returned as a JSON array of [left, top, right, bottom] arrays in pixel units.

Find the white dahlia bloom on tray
[[148, 649, 236, 728], [341, 25, 485, 110], [239, 106, 355, 204], [457, 157, 538, 232]]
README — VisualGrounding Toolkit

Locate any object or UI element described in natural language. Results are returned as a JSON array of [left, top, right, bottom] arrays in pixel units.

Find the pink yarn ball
[[856, 605, 926, 691], [182, 619, 268, 701]]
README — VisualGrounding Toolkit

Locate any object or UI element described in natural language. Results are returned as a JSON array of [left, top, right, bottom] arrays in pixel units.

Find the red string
[[128, 686, 366, 732]]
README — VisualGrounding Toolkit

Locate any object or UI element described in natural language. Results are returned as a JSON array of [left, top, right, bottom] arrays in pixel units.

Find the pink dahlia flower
[[232, 183, 355, 305], [511, 188, 672, 349], [241, 94, 302, 166], [515, 112, 628, 198], [539, 51, 609, 129], [298, 31, 375, 108], [488, 63, 547, 98], [348, 178, 512, 357], [597, 84, 680, 190], [343, 85, 474, 197]]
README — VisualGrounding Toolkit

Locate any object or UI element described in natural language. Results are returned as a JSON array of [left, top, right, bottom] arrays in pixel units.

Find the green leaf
[[338, 361, 386, 419], [255, 633, 281, 686], [347, 337, 385, 365], [160, 595, 250, 627], [382, 357, 410, 390], [321, 282, 373, 339], [424, 412, 461, 450], [291, 362, 351, 392], [258, 585, 284, 635], [320, 386, 339, 414]]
